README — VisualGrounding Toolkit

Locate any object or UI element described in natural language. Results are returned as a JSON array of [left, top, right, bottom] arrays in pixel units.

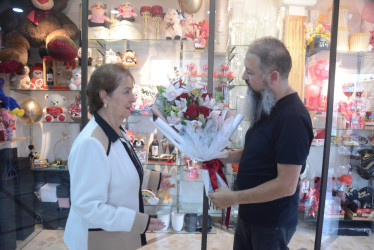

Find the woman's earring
[[103, 103, 108, 108]]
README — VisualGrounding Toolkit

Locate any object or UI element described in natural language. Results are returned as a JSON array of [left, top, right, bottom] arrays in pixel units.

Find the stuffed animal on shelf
[[157, 187, 172, 205], [10, 66, 31, 89], [43, 93, 67, 122], [0, 108, 16, 141], [30, 63, 44, 90], [116, 1, 137, 22], [69, 67, 82, 90], [88, 1, 111, 28], [0, 78, 25, 117], [163, 9, 182, 40], [0, 0, 80, 74], [123, 50, 137, 66]]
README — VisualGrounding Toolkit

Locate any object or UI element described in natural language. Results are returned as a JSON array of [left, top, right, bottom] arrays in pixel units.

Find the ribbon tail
[[225, 207, 231, 229]]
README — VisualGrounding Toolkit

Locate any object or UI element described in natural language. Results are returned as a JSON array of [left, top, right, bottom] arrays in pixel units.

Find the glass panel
[[1, 0, 82, 248], [320, 1, 374, 249]]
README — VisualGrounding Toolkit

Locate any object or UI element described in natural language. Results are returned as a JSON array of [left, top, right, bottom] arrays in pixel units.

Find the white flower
[[162, 84, 186, 101], [175, 98, 187, 112], [167, 111, 182, 126], [189, 120, 203, 131], [185, 82, 204, 92], [202, 95, 216, 109]]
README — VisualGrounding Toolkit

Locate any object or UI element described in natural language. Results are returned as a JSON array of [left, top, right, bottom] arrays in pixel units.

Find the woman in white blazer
[[64, 63, 171, 250]]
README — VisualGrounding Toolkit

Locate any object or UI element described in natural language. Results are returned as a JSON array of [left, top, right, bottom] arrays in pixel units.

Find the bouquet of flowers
[[150, 68, 243, 162], [150, 68, 243, 228]]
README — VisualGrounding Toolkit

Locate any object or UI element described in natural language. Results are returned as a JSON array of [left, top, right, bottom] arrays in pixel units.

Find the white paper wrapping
[[150, 114, 243, 162], [202, 170, 228, 196]]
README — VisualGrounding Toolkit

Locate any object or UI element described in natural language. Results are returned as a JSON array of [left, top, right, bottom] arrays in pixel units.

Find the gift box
[[40, 183, 59, 202]]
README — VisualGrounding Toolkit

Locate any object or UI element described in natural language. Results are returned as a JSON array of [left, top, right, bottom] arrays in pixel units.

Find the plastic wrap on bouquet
[[150, 113, 243, 162]]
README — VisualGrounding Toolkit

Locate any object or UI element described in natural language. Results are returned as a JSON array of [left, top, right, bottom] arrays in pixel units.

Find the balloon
[[362, 2, 374, 23], [304, 84, 320, 107], [314, 59, 329, 81], [20, 97, 42, 124], [178, 0, 203, 14]]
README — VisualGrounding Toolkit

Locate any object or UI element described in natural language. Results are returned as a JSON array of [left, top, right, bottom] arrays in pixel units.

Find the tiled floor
[[17, 221, 374, 250]]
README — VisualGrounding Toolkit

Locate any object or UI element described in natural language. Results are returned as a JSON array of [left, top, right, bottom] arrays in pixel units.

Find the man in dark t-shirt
[[209, 37, 314, 250]]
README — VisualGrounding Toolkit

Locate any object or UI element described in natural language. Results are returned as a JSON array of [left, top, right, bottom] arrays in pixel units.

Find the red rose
[[184, 104, 199, 120], [176, 92, 189, 100], [202, 93, 212, 99], [199, 106, 211, 118]]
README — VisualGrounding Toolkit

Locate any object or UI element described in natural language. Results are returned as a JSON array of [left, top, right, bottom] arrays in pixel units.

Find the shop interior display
[[0, 0, 80, 74], [0, 0, 374, 248]]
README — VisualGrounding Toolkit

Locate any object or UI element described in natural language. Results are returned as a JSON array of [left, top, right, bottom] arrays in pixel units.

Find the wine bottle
[[46, 61, 54, 89], [151, 138, 159, 157]]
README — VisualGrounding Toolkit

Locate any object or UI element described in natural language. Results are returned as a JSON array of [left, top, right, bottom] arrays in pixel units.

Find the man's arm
[[208, 163, 302, 209], [219, 149, 244, 164]]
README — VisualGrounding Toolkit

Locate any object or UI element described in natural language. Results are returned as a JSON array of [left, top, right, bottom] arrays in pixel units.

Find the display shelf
[[0, 137, 26, 145], [11, 89, 80, 93], [31, 166, 68, 172]]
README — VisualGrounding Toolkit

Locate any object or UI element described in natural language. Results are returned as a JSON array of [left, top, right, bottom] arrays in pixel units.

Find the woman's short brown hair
[[86, 63, 134, 114]]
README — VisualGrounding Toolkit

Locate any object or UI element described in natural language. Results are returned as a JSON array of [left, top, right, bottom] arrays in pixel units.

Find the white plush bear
[[43, 93, 67, 122], [10, 66, 31, 89], [163, 9, 182, 40], [69, 67, 82, 90]]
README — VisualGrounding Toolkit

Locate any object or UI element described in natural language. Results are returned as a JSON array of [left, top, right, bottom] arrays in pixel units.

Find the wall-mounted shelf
[[0, 137, 26, 146]]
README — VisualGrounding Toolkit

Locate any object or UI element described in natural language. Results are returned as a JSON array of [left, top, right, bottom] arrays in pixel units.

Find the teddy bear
[[115, 1, 137, 22], [43, 93, 67, 122], [0, 0, 80, 74], [69, 67, 82, 90], [0, 78, 25, 117], [29, 63, 45, 90], [10, 66, 31, 89], [163, 9, 182, 40]]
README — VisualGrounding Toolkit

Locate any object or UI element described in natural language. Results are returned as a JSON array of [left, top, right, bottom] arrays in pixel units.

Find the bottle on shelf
[[151, 136, 159, 157], [46, 61, 54, 89]]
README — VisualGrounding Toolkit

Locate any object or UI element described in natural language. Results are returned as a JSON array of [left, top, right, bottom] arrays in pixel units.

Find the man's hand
[[147, 218, 165, 231], [208, 187, 236, 209]]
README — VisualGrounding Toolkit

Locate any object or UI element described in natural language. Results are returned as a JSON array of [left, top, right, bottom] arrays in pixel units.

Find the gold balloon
[[179, 0, 203, 14], [20, 97, 42, 124]]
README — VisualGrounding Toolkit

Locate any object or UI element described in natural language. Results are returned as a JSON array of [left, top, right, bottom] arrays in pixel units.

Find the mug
[[157, 210, 170, 231], [171, 212, 185, 232], [184, 213, 198, 232]]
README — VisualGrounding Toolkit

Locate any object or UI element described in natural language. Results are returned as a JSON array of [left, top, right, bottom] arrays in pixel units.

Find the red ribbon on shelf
[[202, 159, 231, 229]]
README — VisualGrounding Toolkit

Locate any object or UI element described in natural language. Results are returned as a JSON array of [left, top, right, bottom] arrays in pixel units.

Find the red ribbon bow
[[202, 159, 231, 229]]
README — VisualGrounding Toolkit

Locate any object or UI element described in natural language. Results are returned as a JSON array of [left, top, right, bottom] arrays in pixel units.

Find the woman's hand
[[147, 218, 165, 231], [160, 173, 176, 190]]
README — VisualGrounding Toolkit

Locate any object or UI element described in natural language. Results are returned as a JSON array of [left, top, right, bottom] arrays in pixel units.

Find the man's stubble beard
[[245, 80, 276, 128]]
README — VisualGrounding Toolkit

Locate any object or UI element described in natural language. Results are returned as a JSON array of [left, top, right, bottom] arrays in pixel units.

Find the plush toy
[[123, 49, 137, 66], [10, 66, 31, 89], [163, 9, 182, 40], [116, 2, 137, 22], [0, 0, 80, 74], [88, 1, 111, 28], [0, 109, 16, 141], [0, 78, 25, 117], [30, 63, 45, 90], [43, 93, 67, 122], [69, 67, 82, 90]]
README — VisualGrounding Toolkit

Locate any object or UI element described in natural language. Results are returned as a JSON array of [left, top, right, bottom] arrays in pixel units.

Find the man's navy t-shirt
[[237, 92, 313, 228]]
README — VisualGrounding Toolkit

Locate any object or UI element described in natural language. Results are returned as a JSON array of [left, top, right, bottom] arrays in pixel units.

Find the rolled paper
[[229, 114, 243, 138], [151, 116, 185, 145]]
